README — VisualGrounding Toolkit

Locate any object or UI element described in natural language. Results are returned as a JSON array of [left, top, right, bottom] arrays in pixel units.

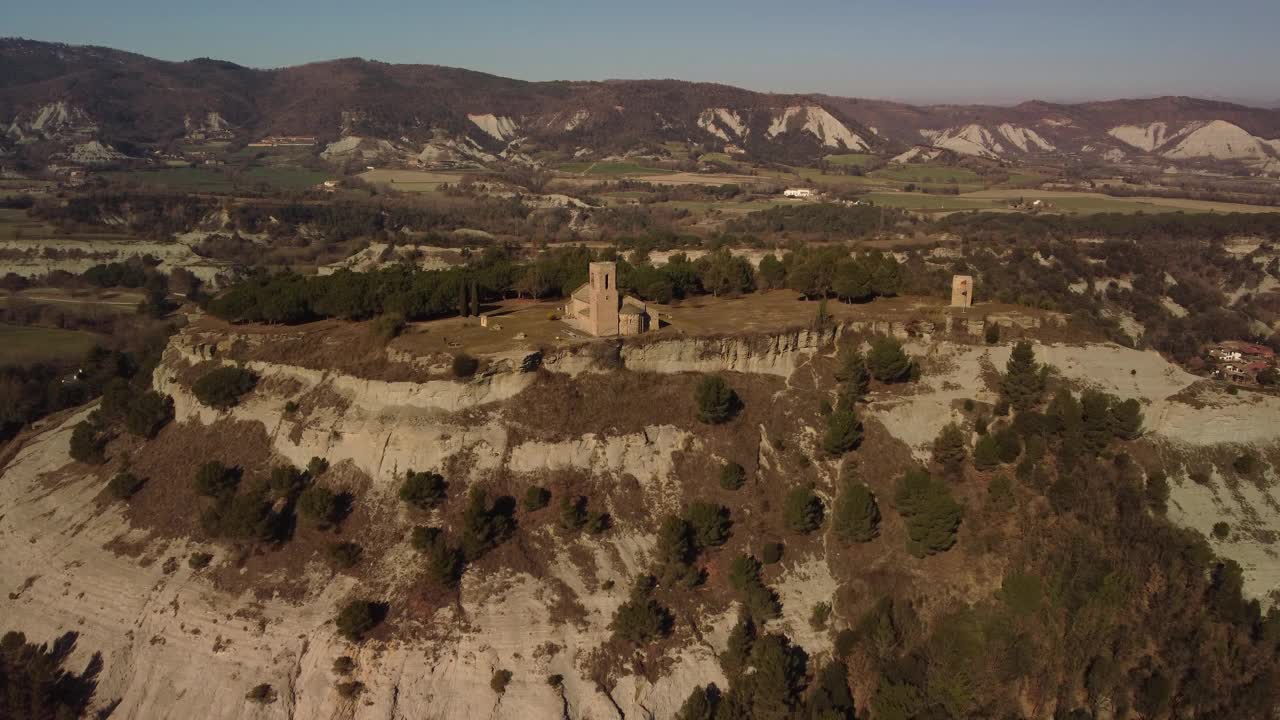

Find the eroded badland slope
[[4, 317, 1280, 718]]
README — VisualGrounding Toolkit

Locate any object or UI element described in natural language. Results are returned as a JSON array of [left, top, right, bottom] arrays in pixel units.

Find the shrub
[[987, 474, 1014, 511], [245, 684, 277, 704], [1213, 521, 1231, 540], [719, 461, 746, 490], [546, 674, 564, 688], [336, 681, 365, 699], [728, 555, 781, 621], [559, 494, 588, 531], [307, 456, 330, 478], [695, 375, 738, 424], [192, 366, 257, 410], [451, 353, 479, 378], [268, 465, 304, 497], [490, 669, 513, 694], [894, 468, 962, 557], [108, 472, 145, 500], [655, 516, 701, 588], [984, 324, 1000, 344], [810, 602, 833, 630], [194, 461, 238, 498], [329, 542, 363, 569], [412, 527, 464, 587], [867, 336, 911, 383], [523, 485, 551, 511], [120, 389, 173, 438], [332, 656, 356, 674], [188, 552, 213, 570], [335, 600, 382, 642], [822, 401, 863, 455], [685, 502, 731, 548], [1233, 453, 1259, 475], [834, 628, 857, 658], [399, 470, 447, 509], [203, 488, 272, 540], [784, 487, 823, 534], [1258, 367, 1280, 386], [612, 589, 673, 645], [460, 487, 516, 561], [298, 485, 340, 525], [1110, 398, 1144, 440], [761, 542, 784, 565], [284, 400, 300, 414], [832, 481, 880, 543], [371, 312, 405, 341], [69, 417, 107, 464]]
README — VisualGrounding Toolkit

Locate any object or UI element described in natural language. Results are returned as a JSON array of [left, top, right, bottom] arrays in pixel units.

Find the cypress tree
[[469, 281, 480, 317]]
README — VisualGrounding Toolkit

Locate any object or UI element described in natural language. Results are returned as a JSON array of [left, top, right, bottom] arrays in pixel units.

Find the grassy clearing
[[242, 166, 330, 190], [824, 153, 880, 167], [964, 189, 1279, 214], [863, 193, 1000, 212], [0, 323, 99, 366], [0, 208, 127, 242]]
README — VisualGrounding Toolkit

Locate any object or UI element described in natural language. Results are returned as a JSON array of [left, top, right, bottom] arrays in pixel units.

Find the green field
[[870, 164, 983, 185], [104, 165, 328, 192], [863, 193, 999, 212], [105, 167, 236, 191], [824, 153, 879, 167], [555, 161, 675, 176], [0, 208, 126, 242], [0, 324, 99, 366]]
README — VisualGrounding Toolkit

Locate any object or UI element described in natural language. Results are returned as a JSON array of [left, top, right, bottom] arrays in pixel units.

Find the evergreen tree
[[822, 400, 863, 455], [867, 336, 911, 383], [1001, 341, 1045, 412], [1081, 390, 1113, 456], [1110, 398, 1144, 440], [807, 660, 856, 720], [993, 426, 1022, 464], [695, 375, 738, 424], [834, 349, 870, 399], [931, 423, 968, 475], [745, 634, 809, 720], [719, 461, 746, 490], [784, 487, 824, 533], [685, 502, 731, 549], [973, 434, 1001, 471], [832, 480, 880, 543], [894, 469, 962, 557], [469, 281, 480, 317], [676, 684, 718, 720]]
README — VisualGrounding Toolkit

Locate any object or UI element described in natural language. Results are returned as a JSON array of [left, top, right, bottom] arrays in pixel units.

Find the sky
[[7, 0, 1280, 105]]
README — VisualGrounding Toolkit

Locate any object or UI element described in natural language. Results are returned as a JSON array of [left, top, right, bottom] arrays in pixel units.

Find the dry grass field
[[0, 323, 99, 366]]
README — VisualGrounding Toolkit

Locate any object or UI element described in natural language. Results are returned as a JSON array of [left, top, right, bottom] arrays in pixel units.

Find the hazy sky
[[8, 0, 1279, 105]]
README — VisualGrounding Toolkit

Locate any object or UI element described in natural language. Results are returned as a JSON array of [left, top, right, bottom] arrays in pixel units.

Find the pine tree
[[867, 336, 911, 383], [894, 468, 962, 557], [1110, 398, 1144, 440], [695, 375, 738, 424], [834, 348, 870, 400], [784, 487, 824, 533], [973, 434, 1001, 471], [931, 423, 968, 475], [1081, 390, 1113, 456], [822, 400, 864, 455], [832, 480, 880, 543], [1001, 341, 1045, 412]]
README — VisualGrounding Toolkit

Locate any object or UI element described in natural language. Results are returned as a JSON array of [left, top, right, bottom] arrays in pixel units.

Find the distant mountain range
[[3, 38, 1279, 172]]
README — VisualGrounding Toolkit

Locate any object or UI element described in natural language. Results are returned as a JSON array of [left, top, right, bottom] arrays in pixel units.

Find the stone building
[[950, 274, 974, 308], [562, 261, 652, 337]]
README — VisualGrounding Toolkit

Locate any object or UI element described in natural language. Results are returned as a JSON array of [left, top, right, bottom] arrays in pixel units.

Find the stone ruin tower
[[951, 274, 974, 308], [588, 261, 619, 337]]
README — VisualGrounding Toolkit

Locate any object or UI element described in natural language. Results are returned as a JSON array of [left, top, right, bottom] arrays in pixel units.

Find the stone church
[[562, 261, 653, 337]]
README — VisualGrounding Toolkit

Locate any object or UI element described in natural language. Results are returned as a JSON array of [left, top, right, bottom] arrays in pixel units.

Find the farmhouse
[[783, 187, 816, 199], [561, 261, 653, 337]]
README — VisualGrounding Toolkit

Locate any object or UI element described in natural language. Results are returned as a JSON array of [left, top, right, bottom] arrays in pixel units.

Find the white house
[[784, 187, 816, 199]]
